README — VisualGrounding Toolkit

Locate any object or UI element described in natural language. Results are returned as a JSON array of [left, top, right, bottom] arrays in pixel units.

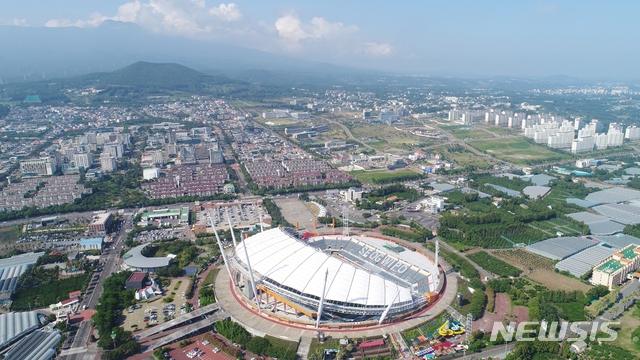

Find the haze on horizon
[[1, 0, 639, 80]]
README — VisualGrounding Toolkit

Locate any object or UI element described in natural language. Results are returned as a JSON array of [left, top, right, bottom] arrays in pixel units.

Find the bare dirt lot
[[273, 197, 317, 231], [491, 248, 592, 292], [474, 293, 528, 333]]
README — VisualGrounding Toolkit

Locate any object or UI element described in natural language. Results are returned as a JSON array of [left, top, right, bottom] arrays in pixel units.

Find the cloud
[[363, 42, 391, 56], [209, 3, 241, 21], [0, 18, 29, 26], [275, 13, 358, 50], [45, 0, 242, 35]]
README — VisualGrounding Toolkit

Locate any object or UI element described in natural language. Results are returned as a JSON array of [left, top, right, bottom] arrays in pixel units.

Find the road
[[451, 343, 516, 359], [61, 219, 132, 360], [325, 119, 377, 152]]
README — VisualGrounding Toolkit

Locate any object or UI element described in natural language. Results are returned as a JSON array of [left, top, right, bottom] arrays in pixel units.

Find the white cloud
[[209, 3, 241, 21], [0, 18, 29, 26], [363, 42, 391, 56], [45, 1, 242, 35], [275, 13, 358, 50]]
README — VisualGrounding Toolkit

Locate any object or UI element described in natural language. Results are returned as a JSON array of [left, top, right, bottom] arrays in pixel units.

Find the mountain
[[0, 22, 377, 85], [79, 61, 237, 90]]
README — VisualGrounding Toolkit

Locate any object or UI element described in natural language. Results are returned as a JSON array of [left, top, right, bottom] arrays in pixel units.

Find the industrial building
[[19, 157, 57, 176], [0, 311, 48, 351], [0, 252, 44, 299], [79, 237, 103, 250], [141, 207, 190, 225]]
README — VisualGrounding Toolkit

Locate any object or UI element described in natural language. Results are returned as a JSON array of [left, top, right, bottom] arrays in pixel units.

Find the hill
[[88, 61, 236, 90]]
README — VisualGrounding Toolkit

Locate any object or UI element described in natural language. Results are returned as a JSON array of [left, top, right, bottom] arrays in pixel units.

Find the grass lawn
[[264, 335, 299, 353], [201, 268, 219, 287], [468, 138, 572, 164], [486, 127, 517, 136], [349, 169, 422, 184], [449, 129, 493, 140], [308, 338, 341, 358], [439, 125, 464, 131], [0, 226, 20, 245]]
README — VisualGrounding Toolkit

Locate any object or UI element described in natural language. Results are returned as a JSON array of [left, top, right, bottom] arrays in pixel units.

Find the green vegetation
[[249, 180, 362, 196], [215, 319, 297, 360], [425, 242, 483, 288], [12, 270, 90, 310], [467, 251, 522, 277], [91, 272, 136, 351], [486, 278, 587, 322], [0, 104, 9, 119], [469, 289, 487, 320], [0, 226, 20, 244], [468, 138, 572, 164], [349, 169, 425, 184], [146, 239, 202, 274], [381, 224, 432, 242]]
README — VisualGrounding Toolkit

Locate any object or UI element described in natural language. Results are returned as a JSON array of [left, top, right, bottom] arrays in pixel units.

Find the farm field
[[434, 146, 496, 169], [348, 124, 436, 151], [467, 251, 522, 277], [491, 248, 592, 292], [610, 309, 640, 357], [348, 168, 423, 184], [467, 138, 572, 164], [228, 100, 269, 107], [529, 218, 584, 237]]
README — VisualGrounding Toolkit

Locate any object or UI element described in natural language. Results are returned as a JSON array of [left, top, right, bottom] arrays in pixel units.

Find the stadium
[[226, 227, 442, 325]]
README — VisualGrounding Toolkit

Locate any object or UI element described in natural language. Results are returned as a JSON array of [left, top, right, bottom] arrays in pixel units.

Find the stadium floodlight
[[209, 210, 236, 287], [226, 208, 237, 248]]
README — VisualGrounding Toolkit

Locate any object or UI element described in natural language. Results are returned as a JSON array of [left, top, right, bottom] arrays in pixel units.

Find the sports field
[[468, 138, 572, 163]]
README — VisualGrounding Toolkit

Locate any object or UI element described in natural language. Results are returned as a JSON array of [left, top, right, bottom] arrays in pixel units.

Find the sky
[[1, 0, 639, 79]]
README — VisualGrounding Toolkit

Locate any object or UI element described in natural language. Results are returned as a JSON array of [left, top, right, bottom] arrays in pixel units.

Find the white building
[[625, 125, 640, 140], [73, 152, 94, 170], [143, 168, 159, 180], [292, 112, 310, 119], [571, 136, 595, 154], [341, 187, 364, 203], [151, 150, 164, 165], [607, 129, 624, 147], [421, 197, 445, 213], [594, 133, 608, 150], [20, 157, 57, 176], [100, 156, 118, 172]]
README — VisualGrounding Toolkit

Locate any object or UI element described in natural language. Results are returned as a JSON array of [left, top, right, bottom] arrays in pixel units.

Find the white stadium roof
[[234, 228, 413, 307]]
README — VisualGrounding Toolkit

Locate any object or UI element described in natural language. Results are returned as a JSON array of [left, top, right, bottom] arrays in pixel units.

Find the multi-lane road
[[61, 218, 132, 360]]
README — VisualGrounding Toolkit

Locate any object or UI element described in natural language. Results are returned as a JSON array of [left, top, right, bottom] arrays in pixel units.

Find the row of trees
[[263, 199, 293, 227], [215, 319, 297, 360]]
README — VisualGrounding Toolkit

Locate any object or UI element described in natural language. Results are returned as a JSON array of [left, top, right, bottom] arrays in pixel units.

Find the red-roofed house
[[69, 291, 81, 299]]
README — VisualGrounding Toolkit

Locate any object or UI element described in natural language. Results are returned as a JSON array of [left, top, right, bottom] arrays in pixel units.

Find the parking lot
[[134, 228, 188, 243], [200, 203, 266, 231], [122, 278, 194, 331]]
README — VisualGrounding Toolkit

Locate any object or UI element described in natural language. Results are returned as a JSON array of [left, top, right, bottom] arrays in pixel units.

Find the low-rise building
[[79, 237, 103, 250], [88, 213, 112, 234], [592, 244, 640, 289]]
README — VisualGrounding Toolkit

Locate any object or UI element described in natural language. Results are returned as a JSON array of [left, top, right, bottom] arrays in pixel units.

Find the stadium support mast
[[378, 291, 399, 325], [257, 204, 264, 232], [316, 268, 329, 328], [226, 208, 238, 248], [209, 210, 236, 288], [435, 238, 440, 288], [342, 205, 349, 236], [241, 228, 261, 313]]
